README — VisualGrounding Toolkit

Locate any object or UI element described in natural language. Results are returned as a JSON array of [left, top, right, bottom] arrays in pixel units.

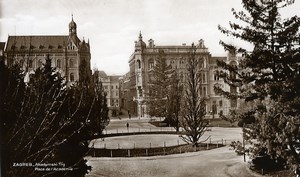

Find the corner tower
[[69, 14, 77, 36]]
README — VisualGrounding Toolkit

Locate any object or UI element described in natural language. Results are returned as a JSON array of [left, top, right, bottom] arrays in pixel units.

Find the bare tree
[[180, 43, 208, 147]]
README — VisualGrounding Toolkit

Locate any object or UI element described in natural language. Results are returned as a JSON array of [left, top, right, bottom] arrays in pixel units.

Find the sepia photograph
[[0, 0, 300, 176]]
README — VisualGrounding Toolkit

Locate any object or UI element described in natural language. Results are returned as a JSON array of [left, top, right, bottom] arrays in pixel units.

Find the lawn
[[149, 118, 238, 128]]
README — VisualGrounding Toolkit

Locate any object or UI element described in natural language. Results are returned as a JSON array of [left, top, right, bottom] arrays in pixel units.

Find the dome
[[135, 32, 146, 48], [69, 17, 77, 29], [135, 40, 146, 48]]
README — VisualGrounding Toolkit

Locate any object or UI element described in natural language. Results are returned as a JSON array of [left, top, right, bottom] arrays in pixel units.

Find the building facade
[[0, 42, 5, 61], [4, 17, 91, 84], [95, 70, 121, 109], [122, 32, 238, 118], [119, 72, 136, 115]]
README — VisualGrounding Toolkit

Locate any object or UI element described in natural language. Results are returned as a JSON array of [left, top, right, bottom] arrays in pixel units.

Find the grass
[[250, 168, 295, 177], [208, 119, 238, 127], [87, 143, 225, 157], [149, 118, 238, 128]]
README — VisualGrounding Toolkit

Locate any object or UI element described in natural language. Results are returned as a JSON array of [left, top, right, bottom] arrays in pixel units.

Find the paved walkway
[[92, 117, 243, 149], [86, 117, 258, 177], [86, 146, 263, 177]]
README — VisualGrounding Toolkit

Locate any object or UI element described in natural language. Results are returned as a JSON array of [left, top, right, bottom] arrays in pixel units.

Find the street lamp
[[243, 123, 246, 162]]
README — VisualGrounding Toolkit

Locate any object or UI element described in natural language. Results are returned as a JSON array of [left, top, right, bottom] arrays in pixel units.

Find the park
[[85, 116, 263, 177]]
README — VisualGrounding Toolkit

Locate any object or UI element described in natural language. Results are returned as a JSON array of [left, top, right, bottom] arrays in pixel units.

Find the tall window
[[20, 59, 24, 67], [69, 59, 74, 68], [28, 60, 33, 68], [214, 71, 219, 81], [200, 86, 203, 96], [200, 60, 204, 68], [203, 86, 206, 96], [212, 101, 217, 115], [180, 72, 183, 81], [231, 99, 237, 108], [70, 73, 74, 82], [38, 59, 42, 68], [148, 59, 154, 70], [57, 59, 61, 68], [137, 60, 141, 69]]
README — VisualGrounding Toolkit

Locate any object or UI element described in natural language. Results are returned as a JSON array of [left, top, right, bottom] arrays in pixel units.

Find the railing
[[102, 126, 177, 135], [88, 138, 241, 157]]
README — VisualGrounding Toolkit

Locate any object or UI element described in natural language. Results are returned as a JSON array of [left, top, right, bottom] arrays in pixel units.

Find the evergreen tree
[[180, 44, 208, 147], [166, 72, 183, 132], [217, 0, 300, 174], [1, 55, 109, 177], [79, 59, 91, 86], [147, 50, 174, 118]]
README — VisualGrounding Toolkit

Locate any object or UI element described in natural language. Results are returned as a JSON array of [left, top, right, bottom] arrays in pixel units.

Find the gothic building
[[4, 16, 91, 84], [122, 32, 238, 118]]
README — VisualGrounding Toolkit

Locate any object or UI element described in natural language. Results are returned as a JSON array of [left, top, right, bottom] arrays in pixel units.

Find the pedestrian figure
[[126, 122, 129, 129], [129, 113, 131, 119]]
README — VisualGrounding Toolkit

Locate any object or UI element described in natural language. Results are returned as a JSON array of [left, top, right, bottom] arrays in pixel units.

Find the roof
[[97, 70, 108, 78], [135, 32, 146, 48], [109, 76, 121, 82], [5, 35, 81, 52], [210, 57, 226, 65]]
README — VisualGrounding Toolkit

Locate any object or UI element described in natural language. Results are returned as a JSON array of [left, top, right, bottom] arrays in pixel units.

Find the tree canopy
[[0, 55, 109, 177], [180, 44, 208, 147], [147, 50, 174, 117], [217, 0, 300, 174]]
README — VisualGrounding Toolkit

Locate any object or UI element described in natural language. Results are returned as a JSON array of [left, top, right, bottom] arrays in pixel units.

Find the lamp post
[[243, 123, 246, 162]]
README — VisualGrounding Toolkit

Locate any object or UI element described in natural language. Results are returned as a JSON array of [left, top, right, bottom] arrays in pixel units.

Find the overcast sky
[[1, 0, 299, 75]]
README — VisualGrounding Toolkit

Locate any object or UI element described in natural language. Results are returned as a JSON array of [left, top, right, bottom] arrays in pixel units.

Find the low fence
[[103, 127, 177, 135], [87, 138, 239, 158]]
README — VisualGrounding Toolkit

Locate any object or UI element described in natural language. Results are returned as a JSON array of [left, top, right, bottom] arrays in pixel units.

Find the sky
[[0, 0, 299, 75]]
